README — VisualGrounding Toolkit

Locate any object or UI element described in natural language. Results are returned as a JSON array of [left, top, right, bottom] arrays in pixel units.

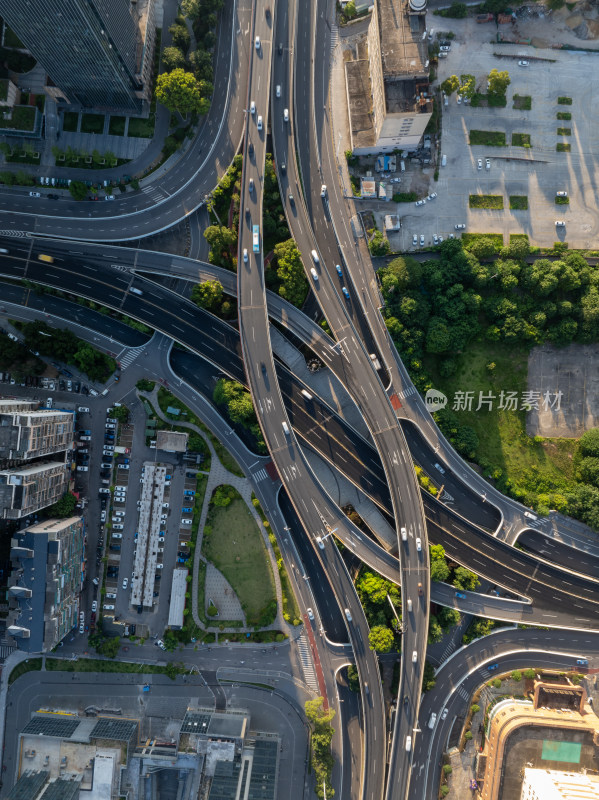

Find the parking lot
[[395, 23, 599, 250]]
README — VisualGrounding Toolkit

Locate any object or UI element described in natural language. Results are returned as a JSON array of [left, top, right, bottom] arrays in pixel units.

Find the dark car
[[248, 141, 254, 156], [47, 193, 59, 200], [278, 42, 283, 55], [74, 381, 81, 392]]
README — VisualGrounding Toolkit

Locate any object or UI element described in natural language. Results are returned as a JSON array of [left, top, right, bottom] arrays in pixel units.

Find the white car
[[427, 192, 437, 200], [486, 158, 491, 170], [283, 108, 289, 122], [307, 608, 314, 620], [276, 85, 281, 98], [518, 60, 529, 66], [419, 234, 425, 246], [556, 191, 568, 197], [101, 510, 107, 522], [119, 463, 130, 470], [243, 248, 248, 262], [122, 578, 128, 590], [76, 466, 88, 472], [415, 199, 426, 207], [440, 45, 451, 52], [79, 623, 85, 634], [416, 537, 422, 551], [457, 94, 462, 104], [412, 234, 418, 246], [344, 608, 352, 622], [78, 406, 90, 413], [455, 223, 466, 230], [29, 191, 41, 198], [255, 35, 260, 50], [320, 184, 327, 198], [250, 100, 256, 114], [91, 600, 98, 612], [310, 267, 319, 281], [433, 234, 439, 245], [477, 158, 483, 170], [103, 445, 115, 451], [80, 611, 85, 624], [412, 650, 418, 662], [555, 220, 566, 227], [257, 115, 263, 131], [105, 195, 115, 201], [156, 639, 167, 650], [441, 708, 449, 720], [316, 536, 324, 549], [181, 518, 192, 525]]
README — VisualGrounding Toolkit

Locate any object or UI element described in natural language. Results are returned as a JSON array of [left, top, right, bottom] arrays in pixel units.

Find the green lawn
[[462, 232, 504, 250], [81, 113, 104, 134], [63, 111, 79, 132], [0, 106, 35, 131], [469, 130, 506, 147], [557, 127, 572, 136], [557, 112, 571, 121], [428, 340, 578, 502], [9, 658, 42, 684], [557, 96, 573, 105], [469, 194, 504, 210], [109, 116, 126, 136], [128, 115, 156, 138], [512, 133, 531, 147], [513, 94, 532, 110], [46, 658, 186, 676], [202, 491, 276, 626], [509, 195, 528, 210]]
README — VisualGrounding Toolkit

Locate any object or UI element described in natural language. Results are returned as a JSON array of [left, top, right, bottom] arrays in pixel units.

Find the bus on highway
[[252, 225, 260, 253]]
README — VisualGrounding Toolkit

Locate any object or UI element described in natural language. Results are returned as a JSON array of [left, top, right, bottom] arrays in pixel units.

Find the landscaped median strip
[[469, 130, 506, 147], [469, 195, 504, 210]]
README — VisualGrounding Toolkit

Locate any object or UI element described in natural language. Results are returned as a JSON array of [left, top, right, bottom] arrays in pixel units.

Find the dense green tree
[[368, 229, 391, 256], [169, 20, 191, 54], [47, 492, 77, 517], [422, 661, 437, 691], [579, 428, 599, 459], [452, 566, 480, 591], [430, 544, 450, 582], [156, 68, 206, 115], [191, 279, 224, 312], [69, 181, 87, 201], [426, 317, 451, 354], [580, 286, 599, 341], [465, 236, 497, 261], [428, 615, 443, 644], [189, 49, 214, 82], [369, 625, 395, 652], [438, 606, 461, 629], [567, 484, 599, 529], [203, 224, 237, 268], [346, 664, 360, 692], [274, 239, 308, 308], [162, 46, 186, 71]]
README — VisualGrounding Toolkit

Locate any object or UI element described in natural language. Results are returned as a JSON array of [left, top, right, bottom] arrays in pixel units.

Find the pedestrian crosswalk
[[396, 385, 417, 401], [253, 468, 268, 482], [118, 348, 143, 370], [439, 639, 457, 663], [330, 25, 339, 53], [296, 633, 319, 691], [141, 185, 165, 203]]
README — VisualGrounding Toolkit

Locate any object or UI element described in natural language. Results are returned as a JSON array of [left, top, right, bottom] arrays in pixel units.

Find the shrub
[[443, 764, 453, 775], [471, 704, 480, 714], [511, 669, 522, 681], [555, 196, 570, 205], [509, 195, 528, 210], [393, 191, 418, 202], [557, 96, 572, 104], [469, 194, 504, 210], [557, 127, 571, 136], [493, 678, 501, 688], [513, 94, 532, 110], [469, 130, 506, 147], [512, 132, 531, 147], [523, 668, 536, 679], [557, 111, 571, 120], [464, 730, 473, 741], [556, 143, 571, 152]]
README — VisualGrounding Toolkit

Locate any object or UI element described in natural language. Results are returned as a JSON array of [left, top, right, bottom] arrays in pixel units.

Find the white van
[[282, 421, 290, 436], [401, 527, 407, 541], [407, 598, 412, 612], [441, 154, 447, 167], [301, 389, 313, 400], [405, 736, 412, 752], [428, 712, 437, 729]]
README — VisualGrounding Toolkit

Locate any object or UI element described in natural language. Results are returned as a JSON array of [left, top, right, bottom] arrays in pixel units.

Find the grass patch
[[555, 196, 570, 205], [0, 106, 35, 131], [62, 112, 79, 132], [511, 132, 531, 147], [80, 113, 105, 134], [557, 96, 572, 105], [9, 658, 43, 685], [252, 494, 302, 625], [513, 94, 532, 110], [556, 143, 571, 152], [469, 194, 504, 210], [393, 192, 418, 203], [487, 94, 507, 108], [108, 116, 126, 136], [462, 232, 504, 250], [509, 195, 528, 210], [128, 115, 155, 138], [46, 658, 186, 676], [469, 130, 506, 147], [557, 127, 572, 136], [202, 487, 276, 626], [557, 111, 572, 120], [428, 340, 578, 504]]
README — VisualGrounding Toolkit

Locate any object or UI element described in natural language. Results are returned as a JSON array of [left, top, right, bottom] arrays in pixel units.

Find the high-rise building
[[521, 769, 599, 800], [7, 516, 85, 651], [0, 0, 156, 113], [0, 461, 70, 519], [0, 400, 74, 464]]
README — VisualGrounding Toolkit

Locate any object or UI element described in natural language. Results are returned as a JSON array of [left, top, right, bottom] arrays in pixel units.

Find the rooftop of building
[[155, 430, 188, 452], [378, 0, 428, 79], [167, 568, 188, 628], [21, 517, 82, 535], [0, 460, 66, 478], [181, 709, 248, 740], [346, 53, 376, 150], [6, 770, 49, 800]]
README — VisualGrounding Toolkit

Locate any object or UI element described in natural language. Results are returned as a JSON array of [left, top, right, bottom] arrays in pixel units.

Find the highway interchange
[[1, 0, 599, 798]]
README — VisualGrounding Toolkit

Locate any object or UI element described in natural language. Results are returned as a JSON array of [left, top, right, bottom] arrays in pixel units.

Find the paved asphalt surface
[[1, 247, 599, 633]]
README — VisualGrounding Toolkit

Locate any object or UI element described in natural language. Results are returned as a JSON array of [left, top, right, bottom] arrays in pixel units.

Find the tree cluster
[[190, 279, 236, 320], [0, 333, 44, 380], [213, 378, 266, 452], [46, 492, 77, 518], [17, 320, 116, 381], [274, 239, 308, 308], [305, 698, 336, 799]]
